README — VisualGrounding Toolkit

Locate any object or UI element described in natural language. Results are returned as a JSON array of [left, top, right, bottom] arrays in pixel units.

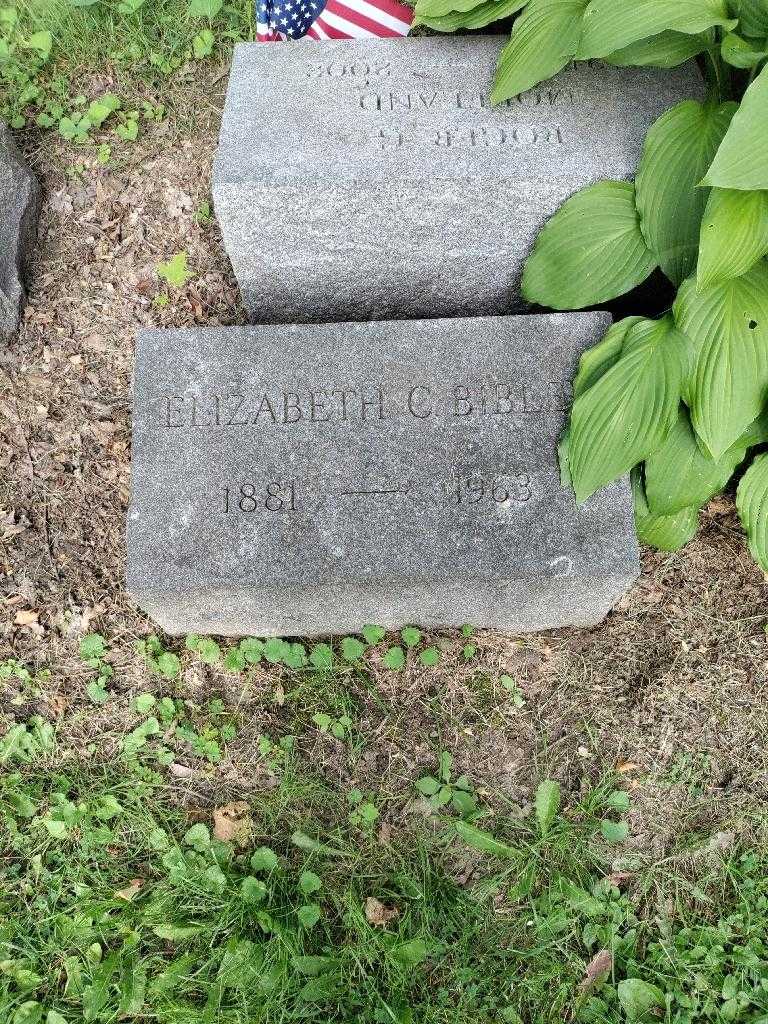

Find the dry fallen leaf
[[364, 896, 400, 927], [47, 694, 68, 718], [615, 761, 639, 774], [114, 878, 143, 901], [13, 609, 39, 626], [579, 949, 613, 993], [605, 871, 633, 889], [377, 823, 393, 846], [213, 801, 252, 845], [60, 603, 105, 638], [708, 495, 731, 515]]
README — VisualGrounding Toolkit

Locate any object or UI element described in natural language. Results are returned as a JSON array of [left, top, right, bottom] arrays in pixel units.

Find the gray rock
[[213, 37, 703, 324], [127, 313, 639, 637], [0, 122, 40, 342]]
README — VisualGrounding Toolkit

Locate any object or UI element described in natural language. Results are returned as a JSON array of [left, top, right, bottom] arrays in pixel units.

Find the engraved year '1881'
[[223, 481, 297, 514]]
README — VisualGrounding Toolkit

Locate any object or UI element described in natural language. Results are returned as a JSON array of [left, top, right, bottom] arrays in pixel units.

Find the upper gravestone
[[0, 121, 40, 343], [127, 314, 639, 637], [213, 36, 703, 324]]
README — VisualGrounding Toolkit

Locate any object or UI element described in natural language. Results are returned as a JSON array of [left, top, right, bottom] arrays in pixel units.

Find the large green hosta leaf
[[675, 263, 768, 458], [737, 408, 768, 446], [564, 317, 656, 497], [721, 31, 768, 67], [632, 469, 699, 551], [697, 188, 768, 290], [492, 0, 587, 105], [569, 316, 689, 502], [605, 30, 710, 67], [577, 0, 736, 59], [522, 182, 657, 308], [702, 65, 768, 190], [414, 0, 527, 29], [736, 454, 768, 572], [734, 0, 768, 37], [644, 405, 747, 514], [573, 317, 643, 398], [635, 100, 736, 286], [414, 0, 518, 17]]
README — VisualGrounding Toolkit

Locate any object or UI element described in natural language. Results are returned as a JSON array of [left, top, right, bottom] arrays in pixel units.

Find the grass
[[1, 0, 252, 130], [3, 686, 768, 1024]]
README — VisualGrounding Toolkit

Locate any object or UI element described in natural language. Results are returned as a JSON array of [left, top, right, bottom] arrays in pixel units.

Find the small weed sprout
[[135, 634, 181, 679], [416, 751, 477, 818], [312, 712, 353, 741], [347, 789, 380, 830]]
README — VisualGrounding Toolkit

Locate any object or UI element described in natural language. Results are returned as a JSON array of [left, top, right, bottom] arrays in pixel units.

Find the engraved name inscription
[[154, 381, 570, 431], [377, 125, 565, 150]]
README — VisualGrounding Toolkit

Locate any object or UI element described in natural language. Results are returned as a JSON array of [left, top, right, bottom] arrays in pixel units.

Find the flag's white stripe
[[311, 17, 331, 37], [319, 8, 379, 36], [256, 20, 272, 32], [336, 0, 411, 32]]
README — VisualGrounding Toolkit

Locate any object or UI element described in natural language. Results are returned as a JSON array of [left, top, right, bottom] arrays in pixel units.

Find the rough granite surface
[[213, 37, 704, 324], [0, 121, 40, 343], [127, 314, 640, 636]]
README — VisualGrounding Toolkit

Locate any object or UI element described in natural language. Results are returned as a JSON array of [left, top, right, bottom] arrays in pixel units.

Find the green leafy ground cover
[[1, 0, 251, 134], [4, 699, 768, 1024], [4, 635, 768, 1023]]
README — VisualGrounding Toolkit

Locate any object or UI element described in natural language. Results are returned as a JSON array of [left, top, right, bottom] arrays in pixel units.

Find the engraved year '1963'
[[453, 474, 533, 505]]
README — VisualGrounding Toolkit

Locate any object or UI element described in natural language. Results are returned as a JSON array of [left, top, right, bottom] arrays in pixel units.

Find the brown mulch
[[2, 63, 768, 853]]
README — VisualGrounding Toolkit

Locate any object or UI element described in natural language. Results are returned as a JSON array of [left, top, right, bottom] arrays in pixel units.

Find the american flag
[[256, 0, 412, 41]]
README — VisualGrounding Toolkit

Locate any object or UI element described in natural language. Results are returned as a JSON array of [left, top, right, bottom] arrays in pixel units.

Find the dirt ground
[[2, 63, 768, 852]]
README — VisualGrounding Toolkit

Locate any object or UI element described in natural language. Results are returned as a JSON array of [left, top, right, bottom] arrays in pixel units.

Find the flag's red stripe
[[355, 0, 413, 25], [313, 15, 352, 37], [324, 0, 403, 35], [305, 24, 320, 36]]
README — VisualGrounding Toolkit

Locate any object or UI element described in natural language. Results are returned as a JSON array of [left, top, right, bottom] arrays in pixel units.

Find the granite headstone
[[213, 36, 703, 324], [1, 121, 40, 343], [127, 314, 639, 636]]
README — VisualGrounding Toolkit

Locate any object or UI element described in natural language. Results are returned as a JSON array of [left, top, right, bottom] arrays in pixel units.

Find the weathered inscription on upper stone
[[375, 126, 565, 151], [127, 315, 640, 637], [357, 87, 575, 148], [357, 89, 579, 110], [213, 36, 704, 322]]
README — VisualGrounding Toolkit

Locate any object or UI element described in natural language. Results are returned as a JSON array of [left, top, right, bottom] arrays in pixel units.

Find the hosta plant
[[415, 0, 768, 571]]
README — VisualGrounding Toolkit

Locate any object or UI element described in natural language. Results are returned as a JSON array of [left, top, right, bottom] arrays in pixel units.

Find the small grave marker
[[127, 314, 639, 636]]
